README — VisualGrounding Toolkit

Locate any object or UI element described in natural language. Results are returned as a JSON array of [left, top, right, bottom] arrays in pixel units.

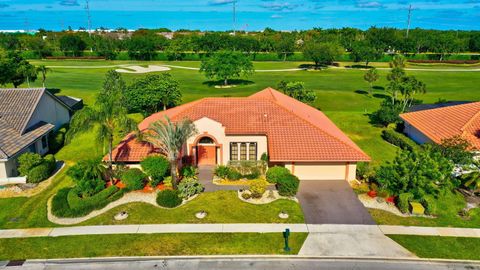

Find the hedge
[[48, 125, 68, 154], [140, 156, 170, 185], [421, 195, 437, 215], [121, 168, 146, 190], [277, 174, 300, 197], [52, 186, 124, 218], [381, 129, 418, 152]]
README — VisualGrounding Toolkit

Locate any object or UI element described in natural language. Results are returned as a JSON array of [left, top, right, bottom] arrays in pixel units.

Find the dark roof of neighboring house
[[0, 88, 62, 159], [57, 95, 83, 111], [407, 101, 472, 112], [110, 88, 370, 163]]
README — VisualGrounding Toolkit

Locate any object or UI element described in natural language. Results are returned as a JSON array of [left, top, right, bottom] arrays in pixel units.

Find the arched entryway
[[196, 136, 217, 165]]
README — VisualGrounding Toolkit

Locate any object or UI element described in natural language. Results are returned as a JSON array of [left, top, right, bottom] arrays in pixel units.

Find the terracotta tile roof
[[400, 102, 480, 150], [110, 88, 370, 163]]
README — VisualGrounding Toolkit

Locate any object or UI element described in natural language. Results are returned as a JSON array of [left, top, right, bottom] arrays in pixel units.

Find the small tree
[[59, 34, 86, 57], [351, 40, 382, 67], [302, 41, 344, 67], [125, 73, 181, 116], [277, 80, 317, 104], [66, 70, 137, 175], [144, 117, 198, 189], [200, 50, 254, 86], [37, 65, 51, 88], [432, 136, 474, 165], [363, 68, 379, 96]]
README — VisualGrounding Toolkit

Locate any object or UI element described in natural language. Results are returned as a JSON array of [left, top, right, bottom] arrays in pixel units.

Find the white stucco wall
[[27, 93, 71, 131], [186, 117, 268, 165], [285, 162, 357, 181], [0, 158, 18, 179], [403, 122, 433, 145]]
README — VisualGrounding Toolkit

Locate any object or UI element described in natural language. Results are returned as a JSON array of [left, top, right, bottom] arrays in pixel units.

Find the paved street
[[1, 257, 479, 270]]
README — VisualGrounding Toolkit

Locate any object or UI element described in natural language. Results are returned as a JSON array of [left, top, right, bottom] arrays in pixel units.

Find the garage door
[[293, 163, 347, 180]]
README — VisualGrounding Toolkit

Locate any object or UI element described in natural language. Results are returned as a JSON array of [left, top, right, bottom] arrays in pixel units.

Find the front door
[[197, 146, 216, 165]]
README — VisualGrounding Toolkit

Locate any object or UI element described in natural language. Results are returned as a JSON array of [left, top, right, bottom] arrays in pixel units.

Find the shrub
[[140, 156, 170, 186], [266, 166, 290, 184], [381, 129, 417, 151], [249, 179, 268, 198], [397, 192, 414, 213], [74, 178, 105, 198], [52, 186, 124, 218], [421, 195, 437, 215], [178, 178, 203, 199], [67, 158, 106, 182], [244, 168, 261, 180], [44, 154, 57, 173], [157, 189, 182, 208], [241, 192, 252, 200], [17, 152, 43, 176], [121, 168, 146, 190], [228, 160, 267, 176], [163, 176, 173, 188], [48, 125, 68, 154], [227, 169, 242, 180], [260, 153, 269, 162], [370, 100, 402, 127], [277, 174, 300, 197], [214, 165, 231, 179], [181, 165, 198, 179], [27, 163, 51, 183]]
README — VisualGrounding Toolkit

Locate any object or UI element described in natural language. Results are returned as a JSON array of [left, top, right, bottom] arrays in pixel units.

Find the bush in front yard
[[178, 178, 203, 199], [249, 179, 268, 198], [381, 129, 418, 151], [18, 152, 43, 176], [121, 168, 146, 190], [44, 154, 57, 172], [227, 169, 242, 181], [397, 192, 414, 213], [214, 165, 231, 179], [140, 156, 170, 186], [277, 174, 300, 197], [266, 166, 290, 184], [421, 195, 437, 215], [27, 163, 51, 183], [157, 189, 182, 208]]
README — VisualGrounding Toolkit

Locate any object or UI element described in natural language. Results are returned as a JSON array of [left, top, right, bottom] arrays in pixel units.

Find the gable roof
[[400, 101, 480, 150], [0, 88, 60, 159], [112, 88, 369, 163]]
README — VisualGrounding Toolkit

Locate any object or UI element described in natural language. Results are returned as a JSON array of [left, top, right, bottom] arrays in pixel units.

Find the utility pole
[[233, 1, 236, 35], [406, 4, 412, 38], [85, 0, 92, 37]]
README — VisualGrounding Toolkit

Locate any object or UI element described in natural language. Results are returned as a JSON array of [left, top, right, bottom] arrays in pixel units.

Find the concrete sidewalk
[[1, 224, 480, 239]]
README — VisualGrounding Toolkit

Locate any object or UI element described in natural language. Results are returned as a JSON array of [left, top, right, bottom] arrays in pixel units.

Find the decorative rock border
[[358, 194, 434, 218], [47, 191, 198, 225], [237, 190, 298, 205]]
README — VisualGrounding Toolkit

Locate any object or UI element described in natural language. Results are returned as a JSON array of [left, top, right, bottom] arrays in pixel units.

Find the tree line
[[1, 27, 479, 61]]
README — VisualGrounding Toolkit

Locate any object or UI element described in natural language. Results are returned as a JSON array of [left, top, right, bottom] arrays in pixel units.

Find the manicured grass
[[81, 190, 304, 225], [370, 191, 480, 228], [388, 235, 480, 260], [0, 233, 308, 259]]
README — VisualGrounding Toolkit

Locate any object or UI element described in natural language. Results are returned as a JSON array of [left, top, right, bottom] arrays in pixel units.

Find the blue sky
[[0, 0, 479, 30]]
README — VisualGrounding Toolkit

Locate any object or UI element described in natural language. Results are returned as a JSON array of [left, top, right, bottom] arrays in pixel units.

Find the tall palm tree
[[145, 117, 198, 189], [66, 70, 136, 174], [37, 65, 51, 88]]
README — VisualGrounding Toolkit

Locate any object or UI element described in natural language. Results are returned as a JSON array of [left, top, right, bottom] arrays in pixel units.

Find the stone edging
[[237, 190, 298, 205], [47, 191, 199, 225]]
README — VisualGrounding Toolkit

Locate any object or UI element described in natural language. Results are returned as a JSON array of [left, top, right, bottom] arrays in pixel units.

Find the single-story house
[[400, 101, 480, 150], [109, 88, 370, 181], [0, 88, 80, 180]]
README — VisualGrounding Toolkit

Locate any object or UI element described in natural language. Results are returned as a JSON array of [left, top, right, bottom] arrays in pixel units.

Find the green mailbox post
[[283, 228, 291, 252]]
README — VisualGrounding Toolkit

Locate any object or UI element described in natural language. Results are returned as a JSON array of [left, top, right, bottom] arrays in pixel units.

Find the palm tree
[[37, 65, 51, 88], [461, 172, 480, 192], [66, 70, 137, 175], [144, 117, 198, 189]]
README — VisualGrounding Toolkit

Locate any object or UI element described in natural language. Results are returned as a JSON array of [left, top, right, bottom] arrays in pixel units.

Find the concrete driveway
[[297, 180, 375, 225]]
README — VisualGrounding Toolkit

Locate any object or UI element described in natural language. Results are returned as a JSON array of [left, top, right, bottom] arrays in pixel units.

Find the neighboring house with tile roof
[[0, 88, 77, 180], [400, 101, 480, 150], [110, 88, 370, 181]]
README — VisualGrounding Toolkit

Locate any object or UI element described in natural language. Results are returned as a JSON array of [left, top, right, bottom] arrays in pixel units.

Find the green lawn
[[81, 190, 304, 226], [1, 60, 480, 229], [389, 235, 480, 260], [0, 233, 308, 260], [370, 191, 480, 228]]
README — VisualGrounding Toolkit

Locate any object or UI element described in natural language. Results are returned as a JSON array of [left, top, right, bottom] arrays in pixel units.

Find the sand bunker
[[116, 65, 171, 74]]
